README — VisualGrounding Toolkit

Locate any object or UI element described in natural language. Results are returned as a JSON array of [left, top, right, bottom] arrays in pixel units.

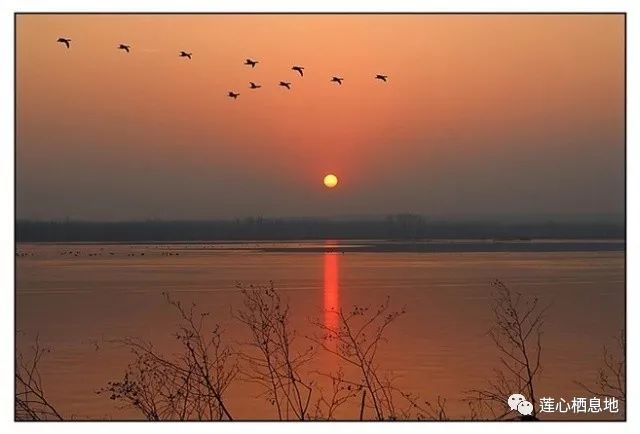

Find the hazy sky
[[16, 14, 624, 221]]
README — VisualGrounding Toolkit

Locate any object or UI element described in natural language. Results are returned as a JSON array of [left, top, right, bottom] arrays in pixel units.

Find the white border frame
[[2, 2, 636, 434]]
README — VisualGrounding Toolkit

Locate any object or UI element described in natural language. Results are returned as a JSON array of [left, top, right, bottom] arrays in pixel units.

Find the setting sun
[[323, 174, 338, 188]]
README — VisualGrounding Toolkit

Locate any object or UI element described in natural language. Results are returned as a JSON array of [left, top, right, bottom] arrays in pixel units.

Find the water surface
[[16, 240, 625, 420]]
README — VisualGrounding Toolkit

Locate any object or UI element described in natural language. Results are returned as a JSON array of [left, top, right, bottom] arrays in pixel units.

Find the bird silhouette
[[292, 66, 305, 76], [249, 82, 262, 89], [179, 51, 192, 59], [57, 38, 71, 48], [118, 44, 131, 53], [228, 91, 240, 99], [279, 81, 292, 90], [244, 58, 259, 68], [331, 76, 344, 85], [375, 74, 388, 82]]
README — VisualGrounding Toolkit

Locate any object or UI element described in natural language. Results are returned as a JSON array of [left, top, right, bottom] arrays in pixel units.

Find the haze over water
[[17, 14, 623, 221]]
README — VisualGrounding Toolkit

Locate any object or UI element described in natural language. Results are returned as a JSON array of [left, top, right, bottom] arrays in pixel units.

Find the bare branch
[[464, 280, 548, 420], [15, 335, 63, 421]]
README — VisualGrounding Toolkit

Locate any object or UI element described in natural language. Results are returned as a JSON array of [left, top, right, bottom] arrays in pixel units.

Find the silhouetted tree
[[233, 282, 315, 420], [15, 335, 63, 421], [466, 280, 547, 420], [100, 293, 237, 420], [575, 330, 625, 404], [309, 297, 446, 420]]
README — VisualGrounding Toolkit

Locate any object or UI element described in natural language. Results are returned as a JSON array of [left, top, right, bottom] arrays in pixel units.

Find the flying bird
[[279, 81, 291, 90], [292, 66, 305, 76], [179, 51, 192, 59], [57, 38, 71, 48], [118, 44, 131, 53], [331, 76, 344, 85], [249, 82, 262, 89], [228, 91, 240, 99], [244, 58, 259, 68], [375, 74, 388, 82]]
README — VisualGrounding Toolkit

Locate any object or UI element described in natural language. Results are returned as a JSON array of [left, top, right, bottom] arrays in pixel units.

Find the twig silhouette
[[575, 330, 625, 404], [309, 297, 445, 420], [15, 335, 63, 421], [233, 282, 315, 420], [465, 280, 548, 420], [99, 293, 237, 420]]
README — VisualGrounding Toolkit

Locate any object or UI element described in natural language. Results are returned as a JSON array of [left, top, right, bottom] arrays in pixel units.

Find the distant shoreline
[[15, 219, 625, 243], [15, 239, 625, 254]]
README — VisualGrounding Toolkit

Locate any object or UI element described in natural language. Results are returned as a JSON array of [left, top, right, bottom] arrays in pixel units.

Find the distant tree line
[[15, 214, 624, 242]]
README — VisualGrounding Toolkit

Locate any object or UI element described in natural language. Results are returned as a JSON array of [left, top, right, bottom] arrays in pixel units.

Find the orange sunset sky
[[16, 14, 624, 221]]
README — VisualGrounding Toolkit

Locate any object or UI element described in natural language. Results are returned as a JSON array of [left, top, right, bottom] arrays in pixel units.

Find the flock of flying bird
[[55, 37, 390, 100]]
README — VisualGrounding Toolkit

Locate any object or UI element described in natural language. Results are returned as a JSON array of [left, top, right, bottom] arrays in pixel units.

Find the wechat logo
[[508, 393, 534, 416]]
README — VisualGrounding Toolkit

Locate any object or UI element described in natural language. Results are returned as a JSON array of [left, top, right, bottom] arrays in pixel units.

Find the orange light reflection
[[323, 248, 340, 334]]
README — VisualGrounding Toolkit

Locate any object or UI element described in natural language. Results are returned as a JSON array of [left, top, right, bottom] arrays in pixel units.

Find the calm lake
[[15, 240, 625, 420]]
